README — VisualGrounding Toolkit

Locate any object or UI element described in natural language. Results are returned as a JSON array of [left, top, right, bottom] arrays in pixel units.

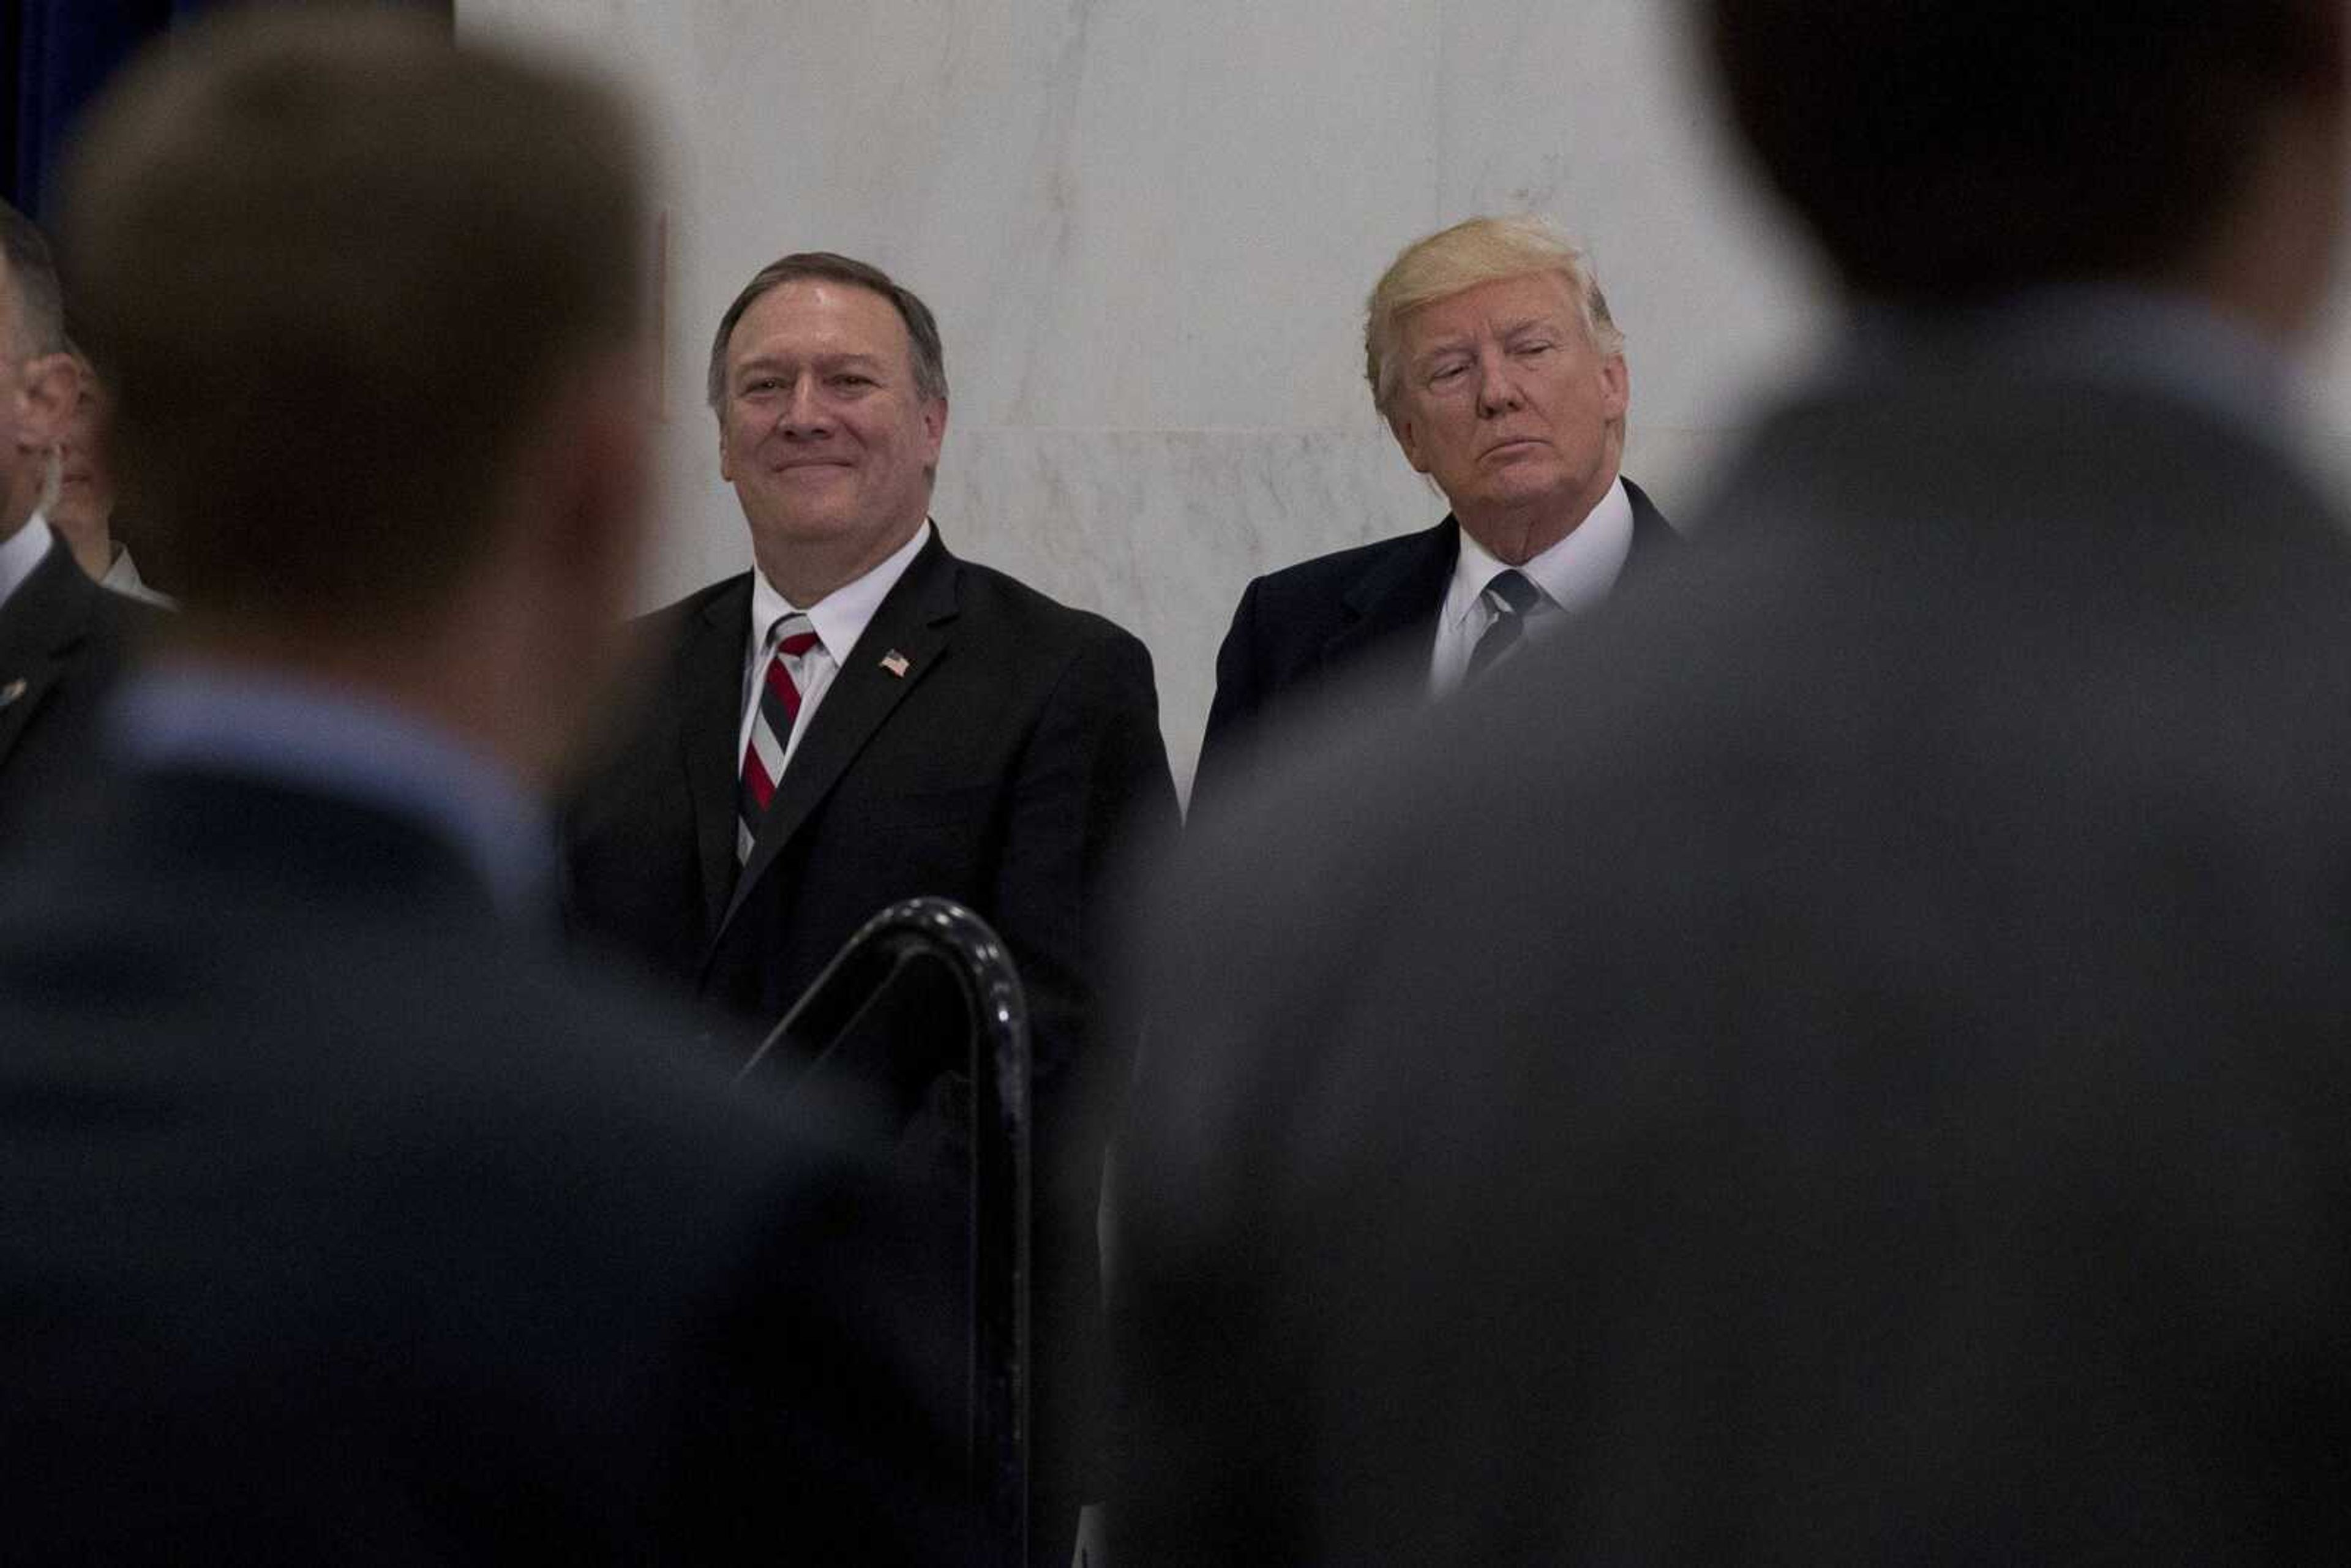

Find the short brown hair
[[1706, 0, 2343, 302], [56, 7, 645, 625], [705, 252, 947, 411], [1365, 216, 1621, 419]]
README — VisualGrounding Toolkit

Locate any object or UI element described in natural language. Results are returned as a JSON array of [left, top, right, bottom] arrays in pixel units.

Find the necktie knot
[[768, 613, 820, 662], [1482, 568, 1541, 618], [1466, 569, 1546, 683]]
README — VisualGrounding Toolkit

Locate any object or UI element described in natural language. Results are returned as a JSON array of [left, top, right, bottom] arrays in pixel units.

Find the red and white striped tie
[[738, 612, 822, 862]]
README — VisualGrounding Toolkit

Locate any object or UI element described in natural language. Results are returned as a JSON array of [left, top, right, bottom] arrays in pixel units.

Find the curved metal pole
[[738, 896, 1031, 1567]]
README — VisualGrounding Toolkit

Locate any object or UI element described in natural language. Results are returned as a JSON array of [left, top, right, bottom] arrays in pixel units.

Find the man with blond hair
[[1190, 215, 1674, 809]]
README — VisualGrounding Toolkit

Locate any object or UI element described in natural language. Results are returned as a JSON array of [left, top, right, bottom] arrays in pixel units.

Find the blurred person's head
[[1365, 217, 1629, 565], [0, 200, 77, 542], [707, 252, 948, 604], [58, 6, 652, 787], [1703, 0, 2350, 339]]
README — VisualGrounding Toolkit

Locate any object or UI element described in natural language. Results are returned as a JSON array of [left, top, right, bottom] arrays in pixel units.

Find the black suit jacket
[[564, 527, 1180, 1556], [0, 536, 154, 849], [0, 763, 967, 1564], [1191, 476, 1674, 808], [1114, 359, 2351, 1562]]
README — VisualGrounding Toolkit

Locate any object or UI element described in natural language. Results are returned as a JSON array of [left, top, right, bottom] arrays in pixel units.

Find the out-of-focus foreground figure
[[0, 10, 964, 1562], [1114, 1, 2351, 1561]]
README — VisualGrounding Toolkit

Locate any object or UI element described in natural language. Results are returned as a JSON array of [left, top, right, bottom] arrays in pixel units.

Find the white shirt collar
[[748, 516, 933, 660], [1441, 476, 1635, 634], [111, 660, 553, 917], [0, 513, 56, 612]]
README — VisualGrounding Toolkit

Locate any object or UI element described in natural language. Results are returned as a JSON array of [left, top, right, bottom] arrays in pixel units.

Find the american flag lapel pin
[[880, 650, 911, 678], [0, 677, 25, 708]]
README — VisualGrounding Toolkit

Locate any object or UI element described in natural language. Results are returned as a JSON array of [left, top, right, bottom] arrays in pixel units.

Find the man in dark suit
[[1193, 215, 1674, 809], [0, 198, 148, 848], [1114, 2, 2351, 1561], [1, 13, 965, 1561], [564, 250, 1179, 1565]]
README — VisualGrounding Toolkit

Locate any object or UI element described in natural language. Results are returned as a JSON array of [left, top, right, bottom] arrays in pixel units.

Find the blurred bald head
[[1703, 1, 2349, 332]]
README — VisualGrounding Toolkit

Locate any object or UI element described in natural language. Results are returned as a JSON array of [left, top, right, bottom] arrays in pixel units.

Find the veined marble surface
[[457, 0, 1840, 797]]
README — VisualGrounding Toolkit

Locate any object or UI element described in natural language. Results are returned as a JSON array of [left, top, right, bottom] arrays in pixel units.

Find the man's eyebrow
[[733, 350, 888, 375], [1499, 314, 1567, 339]]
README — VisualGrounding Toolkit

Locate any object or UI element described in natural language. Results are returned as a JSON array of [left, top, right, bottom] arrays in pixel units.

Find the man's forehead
[[1406, 271, 1579, 345], [727, 279, 909, 361]]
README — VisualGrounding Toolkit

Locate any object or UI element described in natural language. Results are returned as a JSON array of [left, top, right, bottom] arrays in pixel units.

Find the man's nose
[[1474, 348, 1524, 416], [776, 377, 832, 436]]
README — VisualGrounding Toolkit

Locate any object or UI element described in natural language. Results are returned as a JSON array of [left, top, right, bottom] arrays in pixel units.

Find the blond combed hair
[[1365, 215, 1622, 418]]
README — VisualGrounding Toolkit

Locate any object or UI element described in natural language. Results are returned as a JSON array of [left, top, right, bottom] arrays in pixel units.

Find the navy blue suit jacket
[[0, 536, 157, 849], [1191, 477, 1676, 810], [0, 762, 967, 1562], [563, 527, 1179, 1560]]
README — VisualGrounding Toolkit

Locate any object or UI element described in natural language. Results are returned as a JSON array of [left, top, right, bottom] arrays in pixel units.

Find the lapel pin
[[0, 677, 25, 708], [880, 650, 910, 678]]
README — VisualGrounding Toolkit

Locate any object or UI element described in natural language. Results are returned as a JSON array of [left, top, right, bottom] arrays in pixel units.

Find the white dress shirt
[[1428, 476, 1635, 695], [0, 514, 56, 613], [737, 518, 932, 781], [100, 544, 174, 608]]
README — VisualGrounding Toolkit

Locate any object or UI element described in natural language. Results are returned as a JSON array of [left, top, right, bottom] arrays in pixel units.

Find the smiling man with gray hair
[[564, 246, 1180, 1568]]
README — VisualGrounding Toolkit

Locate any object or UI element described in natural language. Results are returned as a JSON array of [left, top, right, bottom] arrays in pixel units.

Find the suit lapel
[[1321, 516, 1458, 678], [714, 532, 960, 939], [0, 543, 100, 769], [1620, 476, 1678, 584], [673, 576, 756, 944]]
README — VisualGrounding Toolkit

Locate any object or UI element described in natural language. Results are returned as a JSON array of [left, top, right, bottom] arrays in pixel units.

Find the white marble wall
[[442, 2, 1842, 793]]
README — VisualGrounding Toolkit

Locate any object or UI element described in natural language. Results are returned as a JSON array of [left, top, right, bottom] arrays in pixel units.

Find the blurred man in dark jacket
[[1116, 2, 2351, 1561]]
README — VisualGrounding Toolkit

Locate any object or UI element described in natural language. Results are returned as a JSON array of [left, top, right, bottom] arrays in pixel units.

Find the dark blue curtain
[[5, 1, 451, 221], [4, 1, 216, 220]]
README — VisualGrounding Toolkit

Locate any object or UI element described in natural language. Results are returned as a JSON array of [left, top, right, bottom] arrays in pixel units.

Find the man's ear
[[919, 394, 948, 466], [1389, 410, 1431, 475], [12, 351, 77, 452], [1599, 353, 1629, 421]]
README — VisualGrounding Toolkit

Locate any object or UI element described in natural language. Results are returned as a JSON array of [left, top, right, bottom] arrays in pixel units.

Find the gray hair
[[705, 251, 947, 411]]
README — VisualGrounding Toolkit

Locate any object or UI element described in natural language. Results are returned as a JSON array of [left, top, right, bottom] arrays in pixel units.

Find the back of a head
[[1703, 0, 2343, 303], [56, 7, 645, 629]]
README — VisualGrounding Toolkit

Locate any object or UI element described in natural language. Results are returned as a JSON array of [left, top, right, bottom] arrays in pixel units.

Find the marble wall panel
[[1434, 0, 1832, 438], [473, 1, 2207, 803]]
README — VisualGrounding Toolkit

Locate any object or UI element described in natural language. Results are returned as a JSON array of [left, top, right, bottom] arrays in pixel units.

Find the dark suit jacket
[[0, 763, 968, 1564], [1191, 476, 1674, 809], [0, 536, 154, 849], [564, 527, 1180, 1556], [1114, 356, 2351, 1563]]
